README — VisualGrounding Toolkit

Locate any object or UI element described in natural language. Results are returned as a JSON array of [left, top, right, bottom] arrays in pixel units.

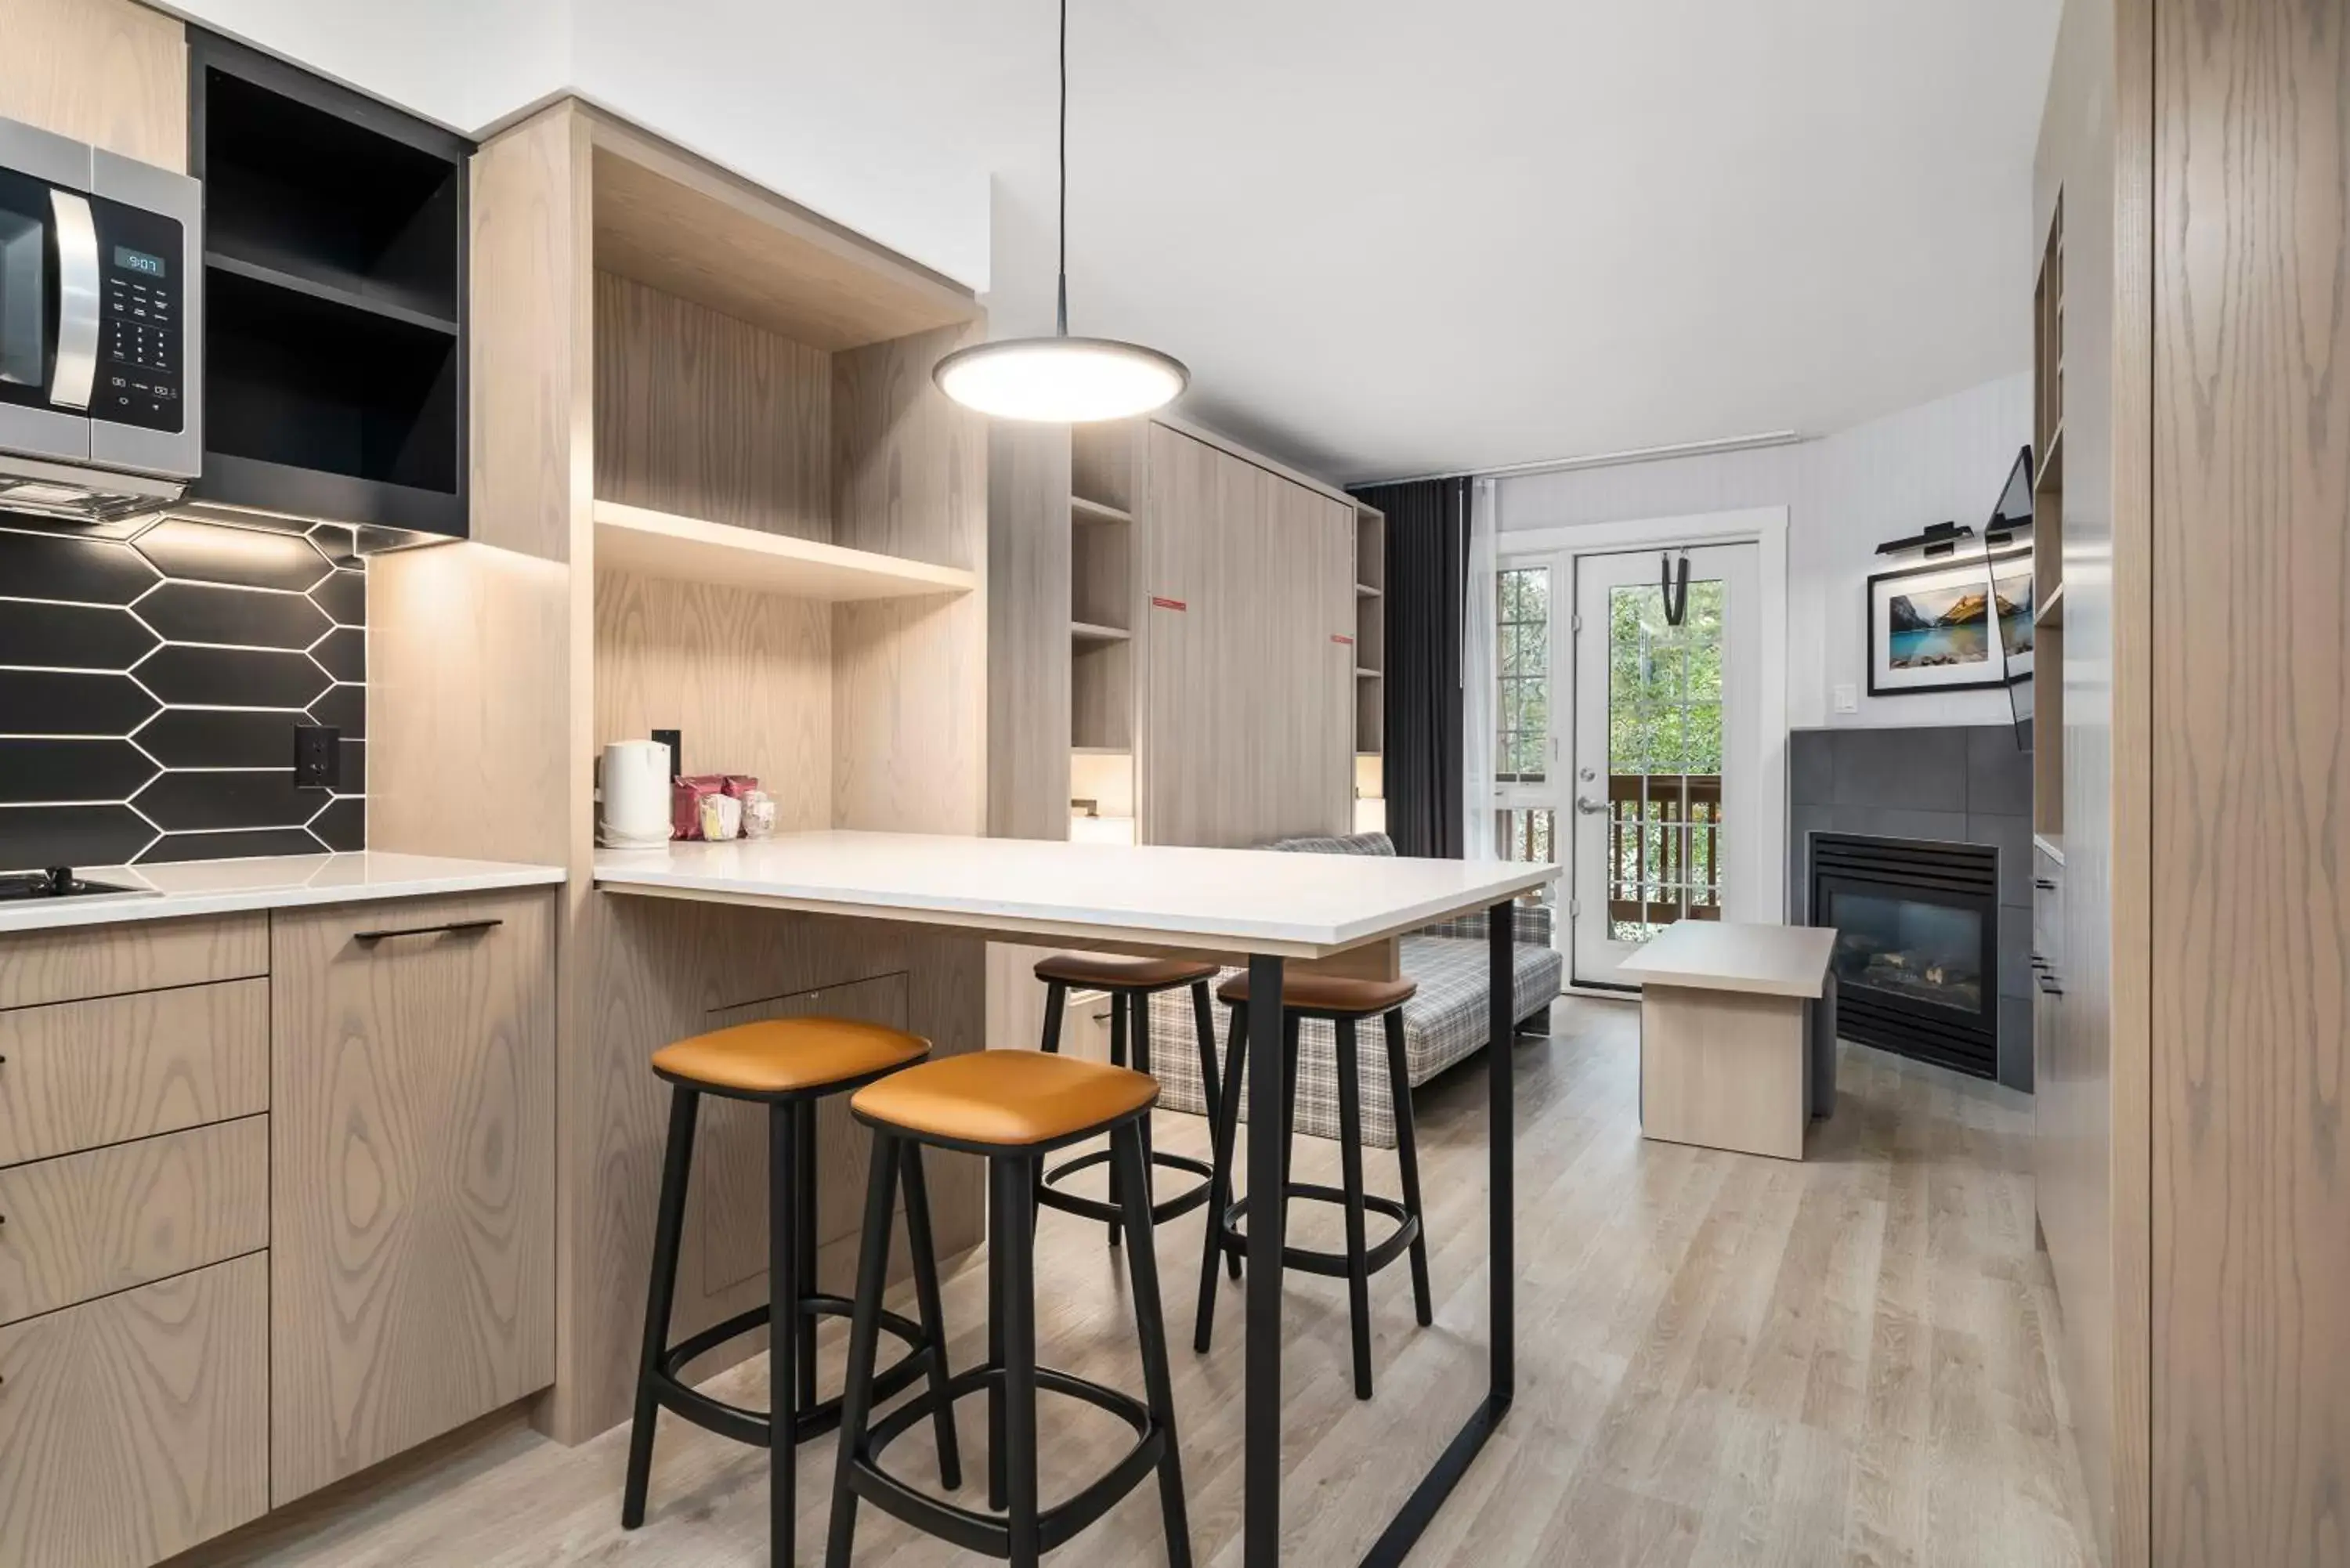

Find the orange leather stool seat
[[852, 1050, 1158, 1149], [1032, 952, 1220, 990], [652, 1017, 930, 1099], [1214, 970, 1417, 1015]]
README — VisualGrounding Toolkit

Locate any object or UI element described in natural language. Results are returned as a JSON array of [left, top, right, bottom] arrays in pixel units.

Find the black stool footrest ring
[[851, 1364, 1166, 1558], [649, 1295, 935, 1449], [1036, 1146, 1215, 1227], [1220, 1185, 1423, 1278]]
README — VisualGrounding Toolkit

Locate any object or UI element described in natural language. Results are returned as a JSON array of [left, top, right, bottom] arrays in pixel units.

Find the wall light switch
[[1833, 684, 1859, 714], [294, 724, 341, 789]]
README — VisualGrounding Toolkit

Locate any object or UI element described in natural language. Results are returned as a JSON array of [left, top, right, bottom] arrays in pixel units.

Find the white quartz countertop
[[0, 852, 567, 935], [594, 832, 1557, 958]]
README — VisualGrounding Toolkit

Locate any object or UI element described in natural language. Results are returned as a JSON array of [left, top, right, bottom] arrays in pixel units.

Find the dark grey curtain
[[1350, 477, 1470, 858]]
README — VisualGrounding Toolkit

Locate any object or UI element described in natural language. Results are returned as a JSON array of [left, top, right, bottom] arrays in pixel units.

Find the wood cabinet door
[[1137, 425, 1356, 848], [1138, 422, 1227, 847], [269, 890, 556, 1502], [0, 1255, 268, 1568]]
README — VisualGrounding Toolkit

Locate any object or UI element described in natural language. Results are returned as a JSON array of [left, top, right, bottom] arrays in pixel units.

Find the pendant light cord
[[1057, 0, 1069, 337]]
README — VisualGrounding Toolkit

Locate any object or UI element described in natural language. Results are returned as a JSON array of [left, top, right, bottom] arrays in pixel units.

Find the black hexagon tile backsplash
[[0, 515, 367, 872]]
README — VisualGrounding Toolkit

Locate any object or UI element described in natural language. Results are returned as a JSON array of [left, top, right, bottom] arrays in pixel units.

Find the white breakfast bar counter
[[595, 831, 1560, 1566]]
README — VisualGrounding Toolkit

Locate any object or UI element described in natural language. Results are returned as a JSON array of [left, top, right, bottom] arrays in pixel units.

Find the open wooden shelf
[[588, 120, 974, 352], [1072, 620, 1131, 644], [1071, 495, 1131, 526], [2036, 581, 2066, 628], [592, 499, 977, 600]]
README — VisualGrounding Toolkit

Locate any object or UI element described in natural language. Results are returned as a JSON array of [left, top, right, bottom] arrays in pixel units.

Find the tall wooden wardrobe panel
[[1139, 424, 1228, 847], [2151, 1, 2350, 1562], [2032, 0, 2127, 1550], [1137, 428, 1354, 848]]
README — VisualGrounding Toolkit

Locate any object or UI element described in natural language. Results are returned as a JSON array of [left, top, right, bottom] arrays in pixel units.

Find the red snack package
[[672, 775, 726, 840]]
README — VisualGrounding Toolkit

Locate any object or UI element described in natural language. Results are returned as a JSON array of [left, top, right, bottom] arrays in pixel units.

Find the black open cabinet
[[187, 31, 472, 539]]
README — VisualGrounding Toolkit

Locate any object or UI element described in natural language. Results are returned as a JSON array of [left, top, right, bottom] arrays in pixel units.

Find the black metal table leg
[[1357, 898, 1517, 1568], [1243, 952, 1285, 1565]]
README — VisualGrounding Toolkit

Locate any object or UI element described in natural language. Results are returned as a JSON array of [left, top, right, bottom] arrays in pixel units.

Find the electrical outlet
[[1833, 683, 1858, 714], [652, 728, 682, 780], [294, 724, 341, 789]]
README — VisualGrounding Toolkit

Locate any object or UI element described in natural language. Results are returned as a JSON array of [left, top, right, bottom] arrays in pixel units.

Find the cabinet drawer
[[0, 1253, 269, 1568], [0, 979, 269, 1167], [0, 913, 267, 1012], [270, 889, 555, 1501], [0, 1117, 269, 1324]]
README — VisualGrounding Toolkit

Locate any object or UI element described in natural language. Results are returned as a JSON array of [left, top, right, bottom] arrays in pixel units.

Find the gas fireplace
[[1807, 833, 2000, 1079]]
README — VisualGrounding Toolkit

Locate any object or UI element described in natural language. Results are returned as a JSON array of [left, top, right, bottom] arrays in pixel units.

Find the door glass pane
[[1497, 565, 1549, 784], [1605, 577, 1726, 942], [0, 200, 45, 388], [1493, 807, 1558, 916]]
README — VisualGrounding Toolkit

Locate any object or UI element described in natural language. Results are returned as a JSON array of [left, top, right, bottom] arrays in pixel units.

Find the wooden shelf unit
[[593, 500, 977, 601], [368, 99, 992, 1448], [1065, 422, 1143, 778], [2035, 580, 2066, 628], [2032, 197, 2066, 841], [1354, 502, 1387, 761]]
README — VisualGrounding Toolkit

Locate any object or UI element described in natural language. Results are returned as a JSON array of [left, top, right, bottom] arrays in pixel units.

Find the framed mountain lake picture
[[1866, 546, 2031, 695]]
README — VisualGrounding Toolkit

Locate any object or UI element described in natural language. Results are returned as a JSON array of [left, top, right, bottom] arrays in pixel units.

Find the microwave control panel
[[91, 197, 184, 434]]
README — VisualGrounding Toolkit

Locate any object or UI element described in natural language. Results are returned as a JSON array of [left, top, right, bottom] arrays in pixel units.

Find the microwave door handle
[[48, 190, 99, 411]]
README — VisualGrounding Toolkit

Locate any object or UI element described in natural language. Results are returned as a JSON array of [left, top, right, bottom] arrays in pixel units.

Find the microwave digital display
[[112, 244, 166, 278]]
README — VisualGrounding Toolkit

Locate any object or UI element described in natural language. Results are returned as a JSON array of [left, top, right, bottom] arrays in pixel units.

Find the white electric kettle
[[598, 740, 673, 847]]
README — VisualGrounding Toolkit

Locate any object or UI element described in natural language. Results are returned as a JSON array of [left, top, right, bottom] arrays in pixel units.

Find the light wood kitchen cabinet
[[0, 1253, 269, 1568], [0, 1115, 268, 1324], [0, 912, 266, 1013], [0, 978, 268, 1167], [268, 889, 556, 1502]]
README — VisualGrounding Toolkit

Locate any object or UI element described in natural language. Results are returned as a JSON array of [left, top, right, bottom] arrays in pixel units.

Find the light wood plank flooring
[[177, 999, 2096, 1566]]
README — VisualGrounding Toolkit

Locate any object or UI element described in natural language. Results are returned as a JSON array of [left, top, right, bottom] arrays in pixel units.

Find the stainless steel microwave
[[0, 113, 201, 523]]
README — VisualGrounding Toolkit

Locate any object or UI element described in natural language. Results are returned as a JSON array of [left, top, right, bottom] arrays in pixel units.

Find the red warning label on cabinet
[[1151, 596, 1187, 612], [1332, 634, 1354, 645]]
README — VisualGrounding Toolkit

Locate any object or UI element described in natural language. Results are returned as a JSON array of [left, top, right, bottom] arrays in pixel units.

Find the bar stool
[[1194, 972, 1431, 1400], [621, 1017, 962, 1564], [826, 1050, 1191, 1568], [1032, 954, 1223, 1247]]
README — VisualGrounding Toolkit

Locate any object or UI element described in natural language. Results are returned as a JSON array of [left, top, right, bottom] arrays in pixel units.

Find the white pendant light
[[933, 0, 1187, 422]]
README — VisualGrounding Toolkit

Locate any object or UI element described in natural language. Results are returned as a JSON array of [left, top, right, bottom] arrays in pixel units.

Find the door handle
[[49, 190, 99, 412], [352, 918, 503, 945], [1575, 796, 1607, 815]]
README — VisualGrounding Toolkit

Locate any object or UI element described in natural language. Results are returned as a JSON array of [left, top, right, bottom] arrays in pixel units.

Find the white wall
[[157, 0, 1003, 290], [1495, 371, 2030, 731]]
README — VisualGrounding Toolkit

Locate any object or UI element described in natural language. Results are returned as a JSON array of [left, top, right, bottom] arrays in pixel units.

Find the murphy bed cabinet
[[0, 893, 554, 1568], [989, 414, 1368, 851]]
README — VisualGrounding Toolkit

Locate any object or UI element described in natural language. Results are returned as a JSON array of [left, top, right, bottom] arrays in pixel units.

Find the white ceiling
[[980, 0, 2063, 482], [173, 0, 2061, 486]]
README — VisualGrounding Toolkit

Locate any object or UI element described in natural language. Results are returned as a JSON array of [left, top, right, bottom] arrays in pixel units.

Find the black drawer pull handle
[[353, 918, 503, 945]]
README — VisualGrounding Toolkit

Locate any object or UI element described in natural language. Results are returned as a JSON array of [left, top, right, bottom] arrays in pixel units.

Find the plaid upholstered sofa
[[1145, 831, 1564, 1149]]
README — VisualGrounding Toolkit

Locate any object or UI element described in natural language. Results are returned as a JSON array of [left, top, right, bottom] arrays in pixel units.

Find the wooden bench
[[1615, 920, 1838, 1162]]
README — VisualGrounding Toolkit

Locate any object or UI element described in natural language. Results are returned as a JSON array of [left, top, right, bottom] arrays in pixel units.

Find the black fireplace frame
[[1808, 833, 2001, 1079]]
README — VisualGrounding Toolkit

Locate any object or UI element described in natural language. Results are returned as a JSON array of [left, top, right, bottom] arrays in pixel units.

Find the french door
[[1570, 545, 1762, 986]]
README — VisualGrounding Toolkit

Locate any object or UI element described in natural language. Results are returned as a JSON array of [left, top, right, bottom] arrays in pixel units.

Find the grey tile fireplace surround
[[1789, 724, 2034, 1091]]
